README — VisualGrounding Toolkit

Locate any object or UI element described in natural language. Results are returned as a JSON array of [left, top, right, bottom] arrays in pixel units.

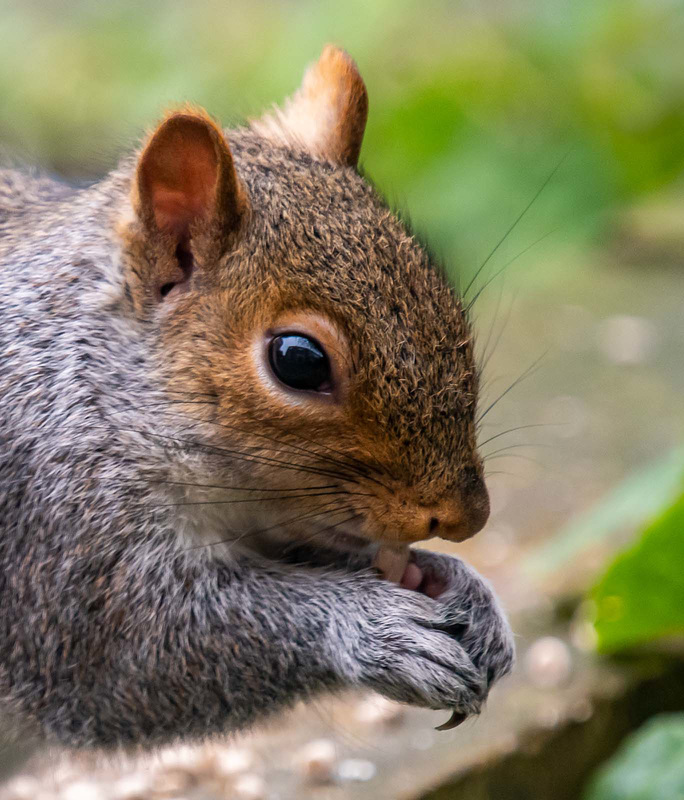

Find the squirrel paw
[[339, 550, 514, 717], [411, 548, 515, 692]]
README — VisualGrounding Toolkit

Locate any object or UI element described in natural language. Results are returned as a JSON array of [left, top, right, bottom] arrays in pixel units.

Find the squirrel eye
[[268, 334, 332, 393]]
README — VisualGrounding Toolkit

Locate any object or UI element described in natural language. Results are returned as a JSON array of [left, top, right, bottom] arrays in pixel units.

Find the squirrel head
[[118, 45, 488, 551]]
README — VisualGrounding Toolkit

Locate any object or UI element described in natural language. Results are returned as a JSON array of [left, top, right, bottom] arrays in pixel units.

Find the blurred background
[[1, 1, 683, 798]]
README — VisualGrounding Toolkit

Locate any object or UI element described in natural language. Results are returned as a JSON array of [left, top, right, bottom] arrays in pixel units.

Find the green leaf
[[591, 490, 684, 653], [583, 713, 684, 800]]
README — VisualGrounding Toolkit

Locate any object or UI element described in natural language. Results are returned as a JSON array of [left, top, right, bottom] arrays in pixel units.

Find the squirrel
[[0, 45, 513, 748]]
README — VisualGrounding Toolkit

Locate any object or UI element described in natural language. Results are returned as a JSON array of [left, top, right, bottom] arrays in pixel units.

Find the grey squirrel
[[0, 45, 513, 748]]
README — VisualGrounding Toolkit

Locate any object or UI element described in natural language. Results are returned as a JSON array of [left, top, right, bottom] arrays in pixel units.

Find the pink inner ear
[[141, 121, 220, 238], [151, 187, 209, 237]]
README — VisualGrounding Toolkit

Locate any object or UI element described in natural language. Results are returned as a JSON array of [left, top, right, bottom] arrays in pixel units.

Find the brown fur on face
[[119, 46, 488, 550]]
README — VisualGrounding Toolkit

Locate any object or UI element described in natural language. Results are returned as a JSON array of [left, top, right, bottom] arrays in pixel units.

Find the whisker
[[478, 423, 555, 448], [477, 289, 520, 378], [258, 418, 395, 487], [136, 489, 373, 509], [466, 228, 557, 313], [98, 426, 362, 483], [477, 281, 507, 372], [237, 500, 350, 539], [279, 504, 371, 555], [113, 403, 380, 485], [476, 352, 546, 424], [463, 151, 570, 300], [291, 510, 369, 548], [483, 453, 541, 464], [185, 499, 349, 551], [114, 477, 339, 493], [163, 391, 219, 399], [481, 442, 550, 460]]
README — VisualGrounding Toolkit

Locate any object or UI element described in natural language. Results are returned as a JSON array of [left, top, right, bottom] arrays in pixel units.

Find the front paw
[[340, 584, 488, 715], [411, 549, 515, 693]]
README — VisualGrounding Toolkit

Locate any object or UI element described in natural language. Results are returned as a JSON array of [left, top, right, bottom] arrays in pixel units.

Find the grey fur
[[0, 123, 514, 748]]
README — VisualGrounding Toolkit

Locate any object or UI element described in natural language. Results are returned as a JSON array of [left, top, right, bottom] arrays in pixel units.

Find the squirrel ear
[[253, 45, 368, 168], [134, 109, 245, 241]]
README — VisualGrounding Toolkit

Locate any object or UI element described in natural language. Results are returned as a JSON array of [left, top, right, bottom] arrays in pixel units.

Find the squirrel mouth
[[309, 527, 432, 593], [242, 521, 439, 595], [372, 545, 423, 590], [372, 546, 448, 598]]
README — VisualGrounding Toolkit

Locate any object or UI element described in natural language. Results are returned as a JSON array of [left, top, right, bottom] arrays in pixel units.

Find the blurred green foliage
[[591, 486, 684, 652], [1, 0, 684, 282], [583, 714, 684, 800], [525, 449, 684, 579]]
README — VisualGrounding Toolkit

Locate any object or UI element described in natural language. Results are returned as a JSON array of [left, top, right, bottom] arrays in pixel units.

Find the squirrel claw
[[435, 710, 468, 731]]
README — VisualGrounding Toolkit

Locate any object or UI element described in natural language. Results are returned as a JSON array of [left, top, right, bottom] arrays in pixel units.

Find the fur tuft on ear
[[134, 108, 245, 242], [252, 45, 368, 168]]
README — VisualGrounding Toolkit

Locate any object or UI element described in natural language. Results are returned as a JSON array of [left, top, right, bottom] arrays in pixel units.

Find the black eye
[[268, 334, 332, 393]]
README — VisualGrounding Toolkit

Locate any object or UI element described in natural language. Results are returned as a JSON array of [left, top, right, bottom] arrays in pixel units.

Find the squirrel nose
[[430, 501, 489, 541], [421, 477, 490, 542], [382, 475, 490, 544], [421, 500, 487, 542]]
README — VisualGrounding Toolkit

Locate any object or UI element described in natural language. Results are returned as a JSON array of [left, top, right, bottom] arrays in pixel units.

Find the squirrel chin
[[226, 527, 427, 593], [225, 525, 376, 563]]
